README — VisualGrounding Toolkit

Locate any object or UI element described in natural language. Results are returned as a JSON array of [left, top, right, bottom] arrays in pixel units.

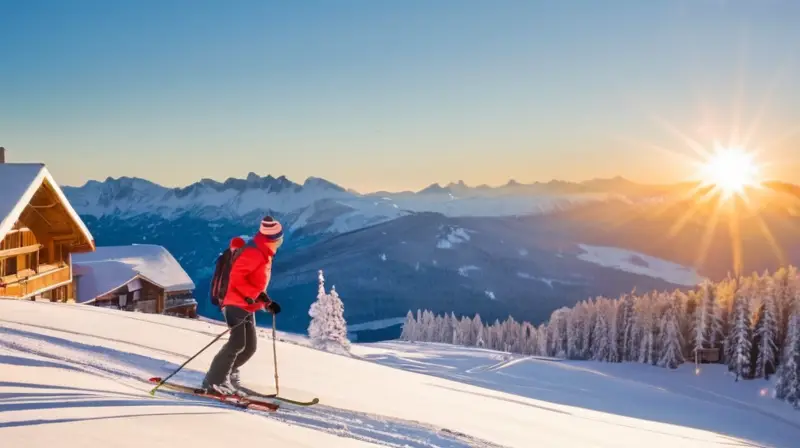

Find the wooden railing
[[0, 264, 71, 299]]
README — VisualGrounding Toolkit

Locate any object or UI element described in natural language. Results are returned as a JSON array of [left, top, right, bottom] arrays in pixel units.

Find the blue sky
[[1, 0, 799, 192]]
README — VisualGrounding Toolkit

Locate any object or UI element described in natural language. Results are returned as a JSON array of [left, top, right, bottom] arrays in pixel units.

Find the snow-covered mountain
[[1, 299, 798, 447], [62, 174, 800, 339], [63, 173, 623, 222]]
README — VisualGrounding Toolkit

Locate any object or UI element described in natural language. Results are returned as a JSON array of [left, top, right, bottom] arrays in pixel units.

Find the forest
[[399, 266, 800, 408]]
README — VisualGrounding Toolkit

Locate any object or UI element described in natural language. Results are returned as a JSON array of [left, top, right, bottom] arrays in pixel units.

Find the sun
[[698, 146, 761, 197]]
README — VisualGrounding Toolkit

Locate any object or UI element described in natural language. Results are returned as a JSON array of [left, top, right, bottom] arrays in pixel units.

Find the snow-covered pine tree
[[522, 321, 537, 355], [775, 307, 800, 407], [475, 323, 486, 348], [591, 303, 610, 362], [658, 293, 684, 369], [753, 284, 778, 380], [471, 314, 484, 347], [608, 299, 621, 363], [449, 312, 459, 344], [460, 316, 473, 346], [581, 300, 598, 359], [433, 314, 444, 342], [694, 280, 714, 360], [550, 308, 570, 358], [423, 310, 437, 342], [773, 266, 799, 356], [618, 292, 636, 362], [727, 284, 752, 380], [440, 313, 453, 343], [566, 308, 581, 359], [307, 271, 351, 353], [537, 323, 549, 356], [636, 293, 656, 365], [400, 310, 417, 342], [452, 314, 462, 345], [717, 276, 738, 363]]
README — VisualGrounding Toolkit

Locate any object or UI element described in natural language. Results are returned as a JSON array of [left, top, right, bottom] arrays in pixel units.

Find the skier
[[202, 216, 283, 394]]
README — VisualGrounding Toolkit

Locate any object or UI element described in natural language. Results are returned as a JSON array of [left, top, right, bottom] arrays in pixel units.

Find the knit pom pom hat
[[259, 216, 283, 242]]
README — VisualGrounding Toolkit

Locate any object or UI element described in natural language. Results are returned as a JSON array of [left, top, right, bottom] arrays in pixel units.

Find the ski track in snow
[[0, 321, 503, 448]]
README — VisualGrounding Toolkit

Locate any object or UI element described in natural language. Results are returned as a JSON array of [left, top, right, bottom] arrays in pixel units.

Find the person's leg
[[230, 312, 257, 387], [202, 306, 251, 388]]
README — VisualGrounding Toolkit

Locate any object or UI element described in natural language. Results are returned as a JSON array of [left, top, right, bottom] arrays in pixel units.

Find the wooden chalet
[[71, 244, 198, 318], [0, 154, 96, 301]]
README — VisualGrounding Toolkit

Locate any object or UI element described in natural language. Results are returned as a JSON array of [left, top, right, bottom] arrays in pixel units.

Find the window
[[2, 257, 18, 276]]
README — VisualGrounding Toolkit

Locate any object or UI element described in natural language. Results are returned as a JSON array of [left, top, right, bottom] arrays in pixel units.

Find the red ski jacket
[[222, 232, 278, 313]]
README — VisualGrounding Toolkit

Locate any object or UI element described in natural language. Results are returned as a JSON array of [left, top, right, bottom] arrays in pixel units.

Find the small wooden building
[[71, 244, 197, 318], [0, 160, 96, 301]]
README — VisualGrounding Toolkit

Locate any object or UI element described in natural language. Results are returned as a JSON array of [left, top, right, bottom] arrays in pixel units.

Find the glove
[[265, 300, 281, 314], [256, 292, 281, 314]]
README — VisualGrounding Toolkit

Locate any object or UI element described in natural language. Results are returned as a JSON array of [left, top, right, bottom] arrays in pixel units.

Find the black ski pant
[[204, 305, 257, 386]]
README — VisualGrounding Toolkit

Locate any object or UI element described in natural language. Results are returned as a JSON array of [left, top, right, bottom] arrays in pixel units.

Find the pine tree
[[460, 316, 473, 346], [716, 276, 737, 362], [694, 281, 713, 357], [308, 270, 351, 353], [400, 310, 417, 342], [441, 313, 453, 343], [659, 294, 684, 369], [727, 286, 752, 381], [591, 305, 610, 362], [775, 309, 800, 407], [773, 267, 799, 356], [433, 314, 444, 342], [608, 299, 621, 362], [537, 323, 549, 356], [548, 308, 569, 358], [581, 300, 598, 359], [566, 309, 581, 359], [754, 289, 778, 379], [636, 294, 656, 365], [452, 314, 463, 345], [618, 293, 636, 361]]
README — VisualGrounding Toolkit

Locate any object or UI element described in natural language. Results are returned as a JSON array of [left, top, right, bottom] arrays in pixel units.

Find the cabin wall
[[89, 278, 162, 313], [1, 227, 40, 277], [0, 225, 76, 300], [164, 289, 198, 318]]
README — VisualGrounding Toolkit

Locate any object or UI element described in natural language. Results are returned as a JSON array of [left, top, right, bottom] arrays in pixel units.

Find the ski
[[236, 384, 320, 406], [147, 377, 279, 412]]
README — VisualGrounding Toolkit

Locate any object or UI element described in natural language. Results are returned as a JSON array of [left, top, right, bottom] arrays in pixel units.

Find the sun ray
[[726, 200, 744, 276], [741, 59, 793, 149], [667, 186, 719, 238], [693, 194, 724, 268], [650, 114, 713, 161], [737, 186, 787, 268]]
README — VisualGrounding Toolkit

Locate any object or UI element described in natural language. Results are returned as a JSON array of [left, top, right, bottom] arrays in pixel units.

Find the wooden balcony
[[0, 263, 71, 299]]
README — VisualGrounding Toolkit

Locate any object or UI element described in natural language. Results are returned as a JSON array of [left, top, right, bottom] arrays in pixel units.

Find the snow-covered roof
[[72, 244, 195, 303], [0, 163, 95, 247]]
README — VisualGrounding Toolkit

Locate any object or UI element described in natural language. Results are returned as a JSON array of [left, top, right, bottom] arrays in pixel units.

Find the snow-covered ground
[[1, 299, 798, 447]]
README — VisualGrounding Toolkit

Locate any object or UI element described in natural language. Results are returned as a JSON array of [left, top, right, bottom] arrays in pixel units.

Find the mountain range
[[62, 173, 800, 340]]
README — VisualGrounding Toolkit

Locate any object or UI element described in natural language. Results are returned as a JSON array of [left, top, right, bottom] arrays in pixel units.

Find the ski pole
[[272, 312, 280, 396], [149, 315, 250, 395]]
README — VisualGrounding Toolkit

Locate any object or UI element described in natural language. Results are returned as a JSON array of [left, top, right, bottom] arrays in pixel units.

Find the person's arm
[[229, 249, 263, 301]]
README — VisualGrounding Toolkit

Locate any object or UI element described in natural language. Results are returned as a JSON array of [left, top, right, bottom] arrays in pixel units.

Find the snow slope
[[576, 243, 706, 286], [1, 300, 795, 447]]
